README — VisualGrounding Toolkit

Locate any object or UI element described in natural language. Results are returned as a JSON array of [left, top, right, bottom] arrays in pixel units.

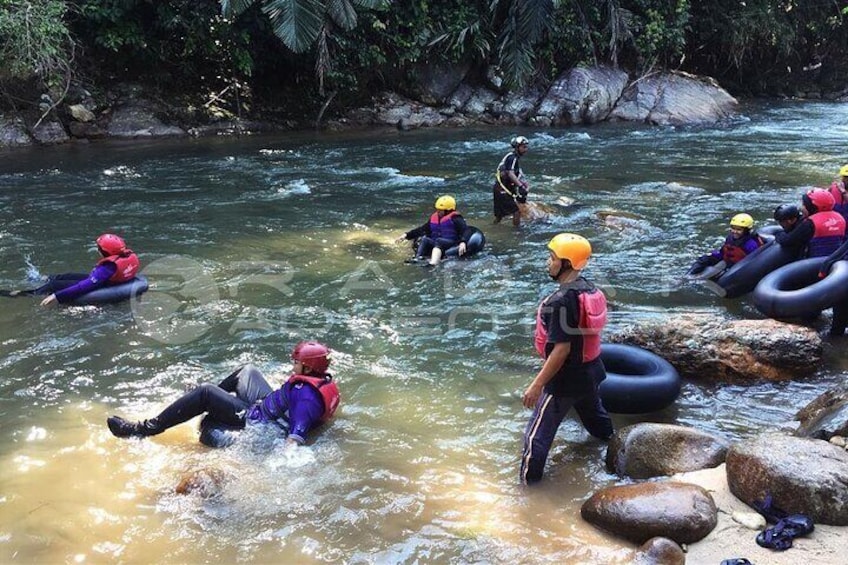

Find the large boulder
[[726, 432, 848, 525], [0, 115, 33, 148], [608, 315, 822, 382], [106, 100, 186, 138], [794, 382, 848, 439], [610, 71, 737, 125], [31, 120, 69, 145], [581, 481, 717, 544], [535, 66, 629, 126], [606, 423, 729, 479]]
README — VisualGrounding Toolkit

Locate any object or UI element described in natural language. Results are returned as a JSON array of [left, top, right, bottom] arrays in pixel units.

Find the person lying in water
[[107, 341, 340, 448], [690, 213, 764, 274], [3, 233, 140, 306]]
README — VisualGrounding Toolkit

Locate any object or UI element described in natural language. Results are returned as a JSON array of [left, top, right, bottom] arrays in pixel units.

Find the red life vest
[[287, 374, 340, 423], [534, 285, 607, 363], [97, 251, 140, 283], [720, 233, 762, 265], [830, 181, 848, 218], [808, 211, 846, 258]]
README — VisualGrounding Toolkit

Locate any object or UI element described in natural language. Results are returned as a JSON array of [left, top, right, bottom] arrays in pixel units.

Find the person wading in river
[[493, 136, 530, 227], [520, 233, 613, 484]]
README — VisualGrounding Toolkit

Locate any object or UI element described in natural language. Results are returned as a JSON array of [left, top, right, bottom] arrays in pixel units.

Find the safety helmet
[[773, 204, 801, 222], [839, 165, 848, 177], [292, 341, 331, 374], [803, 188, 835, 214], [434, 195, 456, 211], [510, 136, 529, 148], [547, 233, 592, 270], [729, 213, 754, 229], [96, 233, 127, 256]]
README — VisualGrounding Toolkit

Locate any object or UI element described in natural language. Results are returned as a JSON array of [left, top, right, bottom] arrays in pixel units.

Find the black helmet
[[773, 203, 800, 221]]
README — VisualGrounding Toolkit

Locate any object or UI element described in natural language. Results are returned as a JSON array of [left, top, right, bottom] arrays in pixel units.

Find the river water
[[1, 101, 847, 563]]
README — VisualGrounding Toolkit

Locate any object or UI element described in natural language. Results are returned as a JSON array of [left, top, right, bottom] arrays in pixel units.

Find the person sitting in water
[[36, 233, 140, 307], [691, 213, 764, 273], [773, 203, 803, 233], [396, 195, 471, 266], [106, 341, 340, 448], [776, 189, 846, 258]]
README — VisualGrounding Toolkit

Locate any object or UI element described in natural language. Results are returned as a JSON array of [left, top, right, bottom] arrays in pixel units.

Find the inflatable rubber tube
[[752, 257, 848, 319], [713, 240, 801, 298], [198, 415, 241, 448], [69, 276, 149, 305], [444, 228, 486, 259], [685, 260, 726, 281], [599, 344, 681, 414], [757, 224, 784, 242]]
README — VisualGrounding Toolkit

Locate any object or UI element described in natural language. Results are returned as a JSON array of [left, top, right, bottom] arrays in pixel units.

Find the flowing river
[[1, 101, 847, 563]]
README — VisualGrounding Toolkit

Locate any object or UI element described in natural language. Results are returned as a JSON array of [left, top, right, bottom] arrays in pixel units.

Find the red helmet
[[292, 341, 331, 374], [96, 233, 127, 256], [803, 189, 835, 214]]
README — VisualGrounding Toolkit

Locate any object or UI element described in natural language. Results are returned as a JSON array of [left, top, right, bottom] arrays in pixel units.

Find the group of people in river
[[9, 137, 848, 485], [4, 135, 613, 484], [691, 165, 848, 336]]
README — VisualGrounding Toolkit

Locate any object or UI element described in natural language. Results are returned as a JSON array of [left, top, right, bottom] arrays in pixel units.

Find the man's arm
[[523, 341, 571, 408]]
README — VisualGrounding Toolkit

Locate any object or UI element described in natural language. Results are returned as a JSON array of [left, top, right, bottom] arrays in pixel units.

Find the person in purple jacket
[[106, 342, 340, 448], [38, 233, 140, 307]]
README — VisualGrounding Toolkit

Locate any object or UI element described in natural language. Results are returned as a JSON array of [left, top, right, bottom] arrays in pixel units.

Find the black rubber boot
[[107, 416, 162, 438]]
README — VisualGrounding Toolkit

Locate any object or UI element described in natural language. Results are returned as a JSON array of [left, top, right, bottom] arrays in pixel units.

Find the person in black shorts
[[493, 136, 530, 227]]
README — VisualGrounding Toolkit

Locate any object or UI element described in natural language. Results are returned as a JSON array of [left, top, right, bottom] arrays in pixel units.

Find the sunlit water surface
[[1, 100, 847, 563]]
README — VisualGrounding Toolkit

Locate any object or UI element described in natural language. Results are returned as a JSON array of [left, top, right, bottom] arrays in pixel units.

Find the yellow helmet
[[435, 195, 456, 211], [730, 213, 754, 229], [839, 165, 848, 177], [547, 233, 591, 270]]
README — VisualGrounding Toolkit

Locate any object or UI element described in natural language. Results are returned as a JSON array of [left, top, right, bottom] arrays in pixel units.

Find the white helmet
[[510, 136, 529, 148]]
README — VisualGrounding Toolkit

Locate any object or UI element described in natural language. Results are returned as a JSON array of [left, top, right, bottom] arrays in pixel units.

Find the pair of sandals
[[752, 494, 815, 551]]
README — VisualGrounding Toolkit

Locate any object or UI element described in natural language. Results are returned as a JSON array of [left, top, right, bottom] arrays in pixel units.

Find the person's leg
[[573, 390, 614, 440], [520, 393, 571, 484], [512, 210, 521, 227], [416, 236, 435, 259], [830, 301, 848, 336], [29, 273, 89, 295], [217, 364, 274, 403], [107, 384, 251, 438]]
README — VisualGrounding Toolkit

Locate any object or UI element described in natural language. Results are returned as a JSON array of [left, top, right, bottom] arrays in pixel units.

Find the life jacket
[[807, 211, 846, 258], [495, 151, 521, 195], [720, 233, 762, 265], [830, 181, 848, 220], [97, 251, 139, 283], [287, 374, 340, 423], [429, 211, 460, 241], [534, 282, 607, 363]]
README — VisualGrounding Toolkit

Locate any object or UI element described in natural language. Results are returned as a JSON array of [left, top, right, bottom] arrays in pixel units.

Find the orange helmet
[[547, 233, 592, 270]]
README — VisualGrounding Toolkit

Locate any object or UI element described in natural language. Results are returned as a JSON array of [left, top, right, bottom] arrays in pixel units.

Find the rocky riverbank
[[1, 66, 741, 149]]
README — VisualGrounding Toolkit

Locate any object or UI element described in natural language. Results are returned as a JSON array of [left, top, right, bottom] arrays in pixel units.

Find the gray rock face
[[0, 116, 32, 148], [608, 315, 822, 382], [410, 63, 470, 105], [536, 66, 629, 125], [581, 481, 718, 544], [632, 537, 686, 565], [726, 433, 848, 525], [31, 120, 69, 145], [107, 101, 186, 138], [795, 383, 848, 439], [609, 71, 737, 125], [607, 423, 729, 479]]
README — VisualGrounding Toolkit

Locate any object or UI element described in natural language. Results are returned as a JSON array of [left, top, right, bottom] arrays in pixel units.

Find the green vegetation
[[0, 0, 845, 120]]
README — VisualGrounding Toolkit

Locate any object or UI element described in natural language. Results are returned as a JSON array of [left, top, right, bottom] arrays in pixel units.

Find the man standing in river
[[520, 233, 613, 484], [493, 136, 530, 227]]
